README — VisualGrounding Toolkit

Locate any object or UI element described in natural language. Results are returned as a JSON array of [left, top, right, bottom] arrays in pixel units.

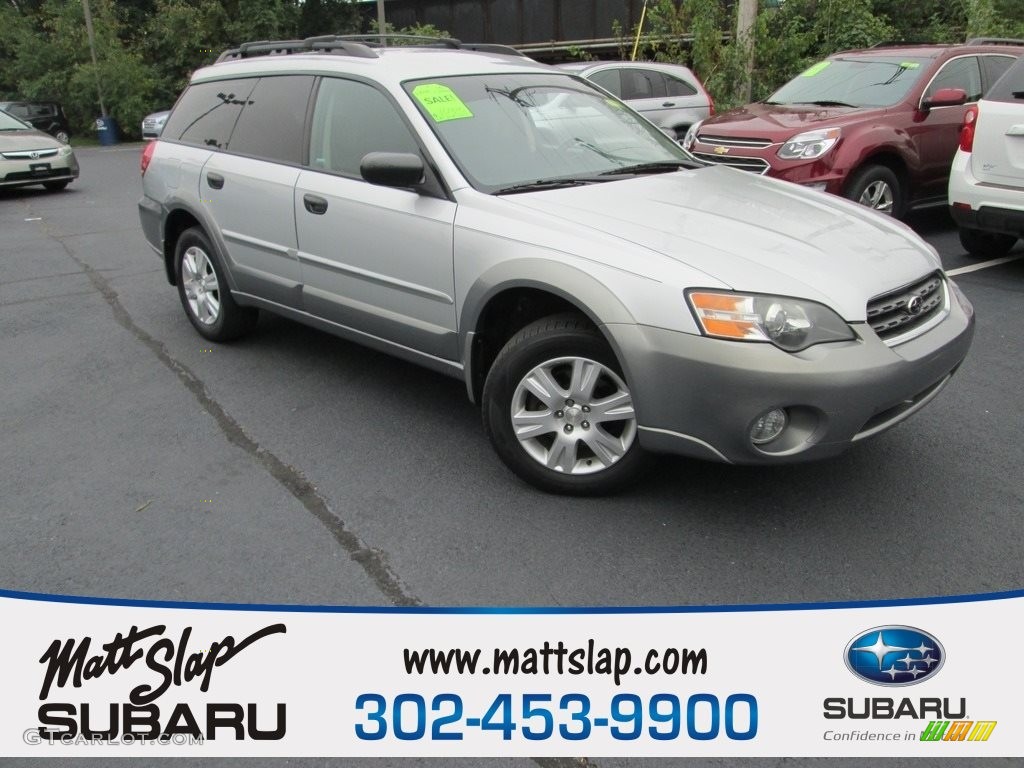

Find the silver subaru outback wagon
[[138, 36, 974, 495]]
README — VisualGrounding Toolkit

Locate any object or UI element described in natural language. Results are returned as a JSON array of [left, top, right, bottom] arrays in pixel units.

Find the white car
[[949, 53, 1024, 257]]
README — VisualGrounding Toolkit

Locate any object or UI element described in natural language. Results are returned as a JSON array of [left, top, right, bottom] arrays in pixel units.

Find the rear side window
[[981, 55, 1015, 92], [162, 79, 257, 149], [308, 78, 419, 177], [227, 75, 315, 164], [985, 55, 1024, 103], [665, 74, 698, 97], [621, 69, 667, 100]]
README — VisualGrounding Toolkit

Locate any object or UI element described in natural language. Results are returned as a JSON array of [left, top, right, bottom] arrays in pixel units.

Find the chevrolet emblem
[[713, 146, 729, 155]]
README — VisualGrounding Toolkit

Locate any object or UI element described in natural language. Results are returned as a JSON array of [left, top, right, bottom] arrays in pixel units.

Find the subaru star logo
[[845, 626, 944, 686]]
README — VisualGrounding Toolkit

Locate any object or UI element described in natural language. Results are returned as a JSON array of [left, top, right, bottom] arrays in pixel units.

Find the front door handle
[[207, 172, 224, 190], [662, 101, 676, 107], [303, 194, 328, 215]]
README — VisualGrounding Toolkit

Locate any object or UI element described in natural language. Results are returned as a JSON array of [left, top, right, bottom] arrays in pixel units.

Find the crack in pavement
[[35, 210, 420, 609]]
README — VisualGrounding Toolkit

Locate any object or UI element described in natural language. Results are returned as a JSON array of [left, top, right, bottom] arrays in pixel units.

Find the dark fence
[[360, 0, 654, 59]]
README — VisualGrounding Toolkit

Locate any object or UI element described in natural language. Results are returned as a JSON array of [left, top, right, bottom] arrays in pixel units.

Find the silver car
[[142, 109, 171, 140], [0, 109, 79, 191], [138, 38, 973, 494], [557, 60, 713, 140]]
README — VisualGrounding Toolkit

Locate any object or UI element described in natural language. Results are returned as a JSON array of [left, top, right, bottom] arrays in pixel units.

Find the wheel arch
[[161, 204, 234, 289], [459, 261, 637, 404]]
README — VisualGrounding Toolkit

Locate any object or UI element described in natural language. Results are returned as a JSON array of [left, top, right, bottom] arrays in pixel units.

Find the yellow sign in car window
[[412, 84, 474, 122]]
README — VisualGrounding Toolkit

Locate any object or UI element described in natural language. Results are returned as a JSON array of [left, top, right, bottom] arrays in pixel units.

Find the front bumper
[[0, 152, 79, 189], [611, 284, 974, 464]]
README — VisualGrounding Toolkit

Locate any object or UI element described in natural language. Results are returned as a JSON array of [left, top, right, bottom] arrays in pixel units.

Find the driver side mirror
[[360, 152, 425, 188], [921, 87, 968, 111]]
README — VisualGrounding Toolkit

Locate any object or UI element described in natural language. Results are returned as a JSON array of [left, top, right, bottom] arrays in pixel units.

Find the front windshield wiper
[[793, 100, 858, 108], [492, 178, 602, 195], [599, 161, 690, 176]]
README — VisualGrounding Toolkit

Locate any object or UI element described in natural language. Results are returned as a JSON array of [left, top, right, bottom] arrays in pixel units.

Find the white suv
[[949, 53, 1024, 257]]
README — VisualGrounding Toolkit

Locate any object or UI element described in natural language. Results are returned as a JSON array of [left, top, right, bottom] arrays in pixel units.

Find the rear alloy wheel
[[845, 165, 902, 218], [175, 227, 257, 342], [482, 314, 643, 495], [958, 227, 1018, 259]]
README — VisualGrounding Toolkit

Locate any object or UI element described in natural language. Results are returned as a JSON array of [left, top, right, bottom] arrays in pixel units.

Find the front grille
[[1, 148, 59, 160], [697, 134, 773, 149], [691, 152, 770, 174], [866, 272, 947, 344]]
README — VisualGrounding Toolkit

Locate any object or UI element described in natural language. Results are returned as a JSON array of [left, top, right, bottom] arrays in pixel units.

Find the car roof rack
[[216, 37, 379, 62], [869, 40, 936, 48], [328, 34, 529, 57], [965, 37, 1024, 46], [216, 34, 530, 63]]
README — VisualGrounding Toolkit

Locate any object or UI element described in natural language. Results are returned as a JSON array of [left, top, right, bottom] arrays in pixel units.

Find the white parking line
[[946, 253, 1024, 276]]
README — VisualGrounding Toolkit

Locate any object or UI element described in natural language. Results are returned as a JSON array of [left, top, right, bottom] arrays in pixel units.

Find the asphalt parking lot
[[2, 144, 1022, 768]]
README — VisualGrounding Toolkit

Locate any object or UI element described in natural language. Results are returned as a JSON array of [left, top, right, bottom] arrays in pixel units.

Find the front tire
[[845, 164, 903, 218], [174, 227, 257, 342], [958, 227, 1017, 259], [42, 180, 69, 191], [482, 313, 644, 495]]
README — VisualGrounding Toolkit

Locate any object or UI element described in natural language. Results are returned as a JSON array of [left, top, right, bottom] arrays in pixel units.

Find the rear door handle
[[206, 172, 224, 190], [303, 194, 328, 215]]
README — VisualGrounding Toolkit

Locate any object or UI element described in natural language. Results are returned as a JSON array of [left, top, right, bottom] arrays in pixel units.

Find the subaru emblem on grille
[[713, 145, 729, 155], [906, 296, 923, 315]]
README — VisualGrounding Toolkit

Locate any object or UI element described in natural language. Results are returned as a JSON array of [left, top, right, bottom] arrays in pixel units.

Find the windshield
[[0, 110, 31, 131], [403, 73, 691, 193], [769, 57, 931, 108]]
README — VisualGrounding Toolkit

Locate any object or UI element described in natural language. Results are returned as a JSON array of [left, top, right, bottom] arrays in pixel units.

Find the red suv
[[682, 40, 1023, 218]]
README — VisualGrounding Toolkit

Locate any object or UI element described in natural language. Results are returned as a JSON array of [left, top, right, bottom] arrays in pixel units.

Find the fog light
[[751, 408, 787, 445]]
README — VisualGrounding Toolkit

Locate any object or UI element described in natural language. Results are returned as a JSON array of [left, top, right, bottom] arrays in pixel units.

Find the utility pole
[[736, 0, 757, 103], [81, 0, 107, 117], [377, 0, 387, 44]]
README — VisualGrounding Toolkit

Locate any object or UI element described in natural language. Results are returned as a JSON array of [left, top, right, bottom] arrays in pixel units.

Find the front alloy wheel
[[511, 356, 636, 475], [482, 313, 644, 495]]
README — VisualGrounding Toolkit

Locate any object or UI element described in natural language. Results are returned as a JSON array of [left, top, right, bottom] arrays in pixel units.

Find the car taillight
[[140, 140, 156, 175], [959, 105, 978, 152]]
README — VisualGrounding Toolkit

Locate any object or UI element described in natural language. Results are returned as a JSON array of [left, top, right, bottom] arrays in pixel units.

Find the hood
[[505, 167, 939, 321], [699, 101, 887, 139], [0, 129, 63, 152]]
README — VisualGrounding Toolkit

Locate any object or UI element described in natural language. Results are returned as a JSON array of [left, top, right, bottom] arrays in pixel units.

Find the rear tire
[[482, 313, 644, 495], [174, 227, 258, 342], [958, 227, 1017, 259], [43, 180, 69, 191]]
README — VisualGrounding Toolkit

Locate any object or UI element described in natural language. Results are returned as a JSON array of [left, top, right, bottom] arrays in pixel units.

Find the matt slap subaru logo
[[844, 626, 944, 686]]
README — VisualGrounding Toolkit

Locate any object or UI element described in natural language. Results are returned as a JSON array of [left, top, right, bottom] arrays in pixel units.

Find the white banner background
[[0, 590, 1019, 756]]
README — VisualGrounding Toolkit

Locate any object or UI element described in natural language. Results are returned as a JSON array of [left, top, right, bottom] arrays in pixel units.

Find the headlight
[[681, 120, 702, 152], [778, 127, 841, 160], [687, 291, 855, 351], [58, 146, 73, 156]]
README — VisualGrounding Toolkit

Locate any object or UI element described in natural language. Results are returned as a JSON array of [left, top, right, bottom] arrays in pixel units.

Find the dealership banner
[[0, 588, 1021, 757]]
